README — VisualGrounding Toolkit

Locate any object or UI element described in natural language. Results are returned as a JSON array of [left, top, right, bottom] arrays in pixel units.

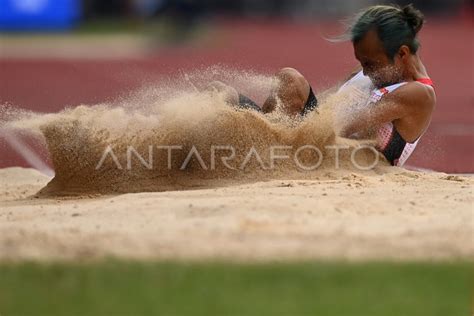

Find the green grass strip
[[0, 260, 472, 316]]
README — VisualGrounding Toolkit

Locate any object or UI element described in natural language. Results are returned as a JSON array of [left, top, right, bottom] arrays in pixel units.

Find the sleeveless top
[[337, 71, 435, 166]]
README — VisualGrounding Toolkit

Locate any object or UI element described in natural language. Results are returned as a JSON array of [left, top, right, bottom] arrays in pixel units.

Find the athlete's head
[[350, 4, 425, 88]]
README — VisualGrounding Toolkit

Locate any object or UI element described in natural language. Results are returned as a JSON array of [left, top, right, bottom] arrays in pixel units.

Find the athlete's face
[[353, 29, 404, 88]]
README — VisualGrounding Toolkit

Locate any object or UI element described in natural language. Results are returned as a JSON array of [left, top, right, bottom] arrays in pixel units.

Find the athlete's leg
[[262, 68, 311, 116], [205, 81, 239, 105], [206, 68, 318, 116], [206, 81, 262, 112]]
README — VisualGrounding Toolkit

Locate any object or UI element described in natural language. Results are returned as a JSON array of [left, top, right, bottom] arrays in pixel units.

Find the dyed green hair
[[351, 4, 425, 59]]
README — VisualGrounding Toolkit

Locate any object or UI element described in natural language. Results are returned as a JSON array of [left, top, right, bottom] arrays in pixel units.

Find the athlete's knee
[[275, 68, 310, 104], [277, 67, 301, 79], [277, 68, 306, 85]]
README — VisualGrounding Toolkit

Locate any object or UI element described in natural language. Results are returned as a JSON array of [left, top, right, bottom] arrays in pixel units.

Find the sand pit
[[0, 167, 472, 262], [1, 68, 472, 262]]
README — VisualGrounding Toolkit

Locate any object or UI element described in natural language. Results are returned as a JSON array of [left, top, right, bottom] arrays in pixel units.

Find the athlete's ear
[[397, 45, 411, 61]]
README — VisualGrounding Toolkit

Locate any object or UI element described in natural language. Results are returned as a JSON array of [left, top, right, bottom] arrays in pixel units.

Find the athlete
[[208, 4, 436, 167]]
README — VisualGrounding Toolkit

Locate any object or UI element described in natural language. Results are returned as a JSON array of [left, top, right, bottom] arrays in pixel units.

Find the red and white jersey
[[337, 71, 434, 166]]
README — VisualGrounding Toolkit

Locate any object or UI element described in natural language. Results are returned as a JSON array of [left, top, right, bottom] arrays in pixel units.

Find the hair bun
[[402, 4, 425, 34]]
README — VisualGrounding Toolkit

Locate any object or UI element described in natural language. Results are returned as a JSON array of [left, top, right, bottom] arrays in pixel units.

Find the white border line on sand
[[1, 129, 54, 177]]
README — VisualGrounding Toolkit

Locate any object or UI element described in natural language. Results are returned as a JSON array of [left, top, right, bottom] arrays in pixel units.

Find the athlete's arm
[[339, 82, 431, 138]]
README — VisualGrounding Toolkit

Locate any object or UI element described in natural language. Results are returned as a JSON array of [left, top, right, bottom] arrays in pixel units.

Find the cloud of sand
[[1, 67, 386, 196]]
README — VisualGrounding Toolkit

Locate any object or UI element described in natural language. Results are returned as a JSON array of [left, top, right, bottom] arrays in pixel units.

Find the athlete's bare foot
[[205, 81, 239, 105]]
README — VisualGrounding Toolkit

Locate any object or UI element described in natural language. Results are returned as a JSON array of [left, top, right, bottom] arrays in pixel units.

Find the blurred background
[[0, 0, 472, 172]]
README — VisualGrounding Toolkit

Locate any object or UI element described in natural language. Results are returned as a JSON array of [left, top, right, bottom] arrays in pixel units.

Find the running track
[[1, 18, 473, 173]]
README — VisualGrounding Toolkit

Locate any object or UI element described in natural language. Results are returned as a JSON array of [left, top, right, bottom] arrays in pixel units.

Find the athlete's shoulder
[[389, 80, 436, 112]]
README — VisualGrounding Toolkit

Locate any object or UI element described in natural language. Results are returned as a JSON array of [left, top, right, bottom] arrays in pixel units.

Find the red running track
[[1, 18, 473, 172]]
